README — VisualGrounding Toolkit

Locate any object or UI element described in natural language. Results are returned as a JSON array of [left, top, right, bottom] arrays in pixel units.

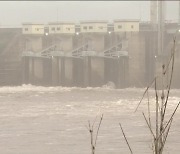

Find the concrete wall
[[51, 57, 66, 86], [90, 56, 104, 86], [73, 58, 84, 87], [144, 31, 157, 85], [83, 56, 104, 87], [22, 56, 29, 84], [60, 36, 74, 51], [51, 57, 59, 86], [33, 58, 43, 82], [172, 55, 180, 88], [64, 57, 74, 86], [128, 32, 146, 87], [43, 35, 73, 52], [45, 56, 84, 87], [165, 35, 180, 88], [22, 57, 52, 86], [0, 28, 22, 57], [43, 58, 52, 86], [104, 57, 129, 88], [27, 57, 43, 85], [0, 28, 22, 86], [82, 33, 105, 52], [24, 36, 43, 52], [3, 25, 180, 88]]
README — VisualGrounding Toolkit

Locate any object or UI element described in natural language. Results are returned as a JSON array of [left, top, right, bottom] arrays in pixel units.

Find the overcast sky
[[0, 1, 179, 27]]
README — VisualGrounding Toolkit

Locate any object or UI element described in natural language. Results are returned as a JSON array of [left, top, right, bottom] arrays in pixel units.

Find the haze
[[0, 1, 179, 27]]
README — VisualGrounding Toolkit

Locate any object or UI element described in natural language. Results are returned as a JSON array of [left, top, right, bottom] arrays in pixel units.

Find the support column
[[73, 58, 84, 87], [29, 57, 34, 85], [117, 57, 129, 88], [43, 58, 52, 86], [61, 57, 65, 86], [22, 56, 30, 84], [83, 56, 91, 87], [64, 57, 74, 87], [83, 56, 105, 87], [51, 57, 65, 86], [51, 57, 59, 86], [90, 56, 104, 87]]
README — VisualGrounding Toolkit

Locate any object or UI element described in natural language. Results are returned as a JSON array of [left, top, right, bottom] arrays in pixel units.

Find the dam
[[0, 20, 180, 88]]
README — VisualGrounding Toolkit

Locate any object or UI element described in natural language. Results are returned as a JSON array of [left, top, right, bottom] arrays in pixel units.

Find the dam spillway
[[1, 21, 180, 88]]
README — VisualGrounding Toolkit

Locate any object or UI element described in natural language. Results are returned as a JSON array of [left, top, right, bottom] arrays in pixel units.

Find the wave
[[0, 84, 180, 94], [0, 84, 143, 93]]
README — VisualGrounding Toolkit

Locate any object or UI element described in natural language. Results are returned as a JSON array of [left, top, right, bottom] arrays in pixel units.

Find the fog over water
[[0, 1, 180, 153], [0, 85, 179, 154]]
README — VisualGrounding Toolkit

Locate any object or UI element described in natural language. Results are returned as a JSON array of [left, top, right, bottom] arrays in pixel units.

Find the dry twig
[[135, 38, 179, 154], [119, 123, 133, 154], [87, 114, 103, 154]]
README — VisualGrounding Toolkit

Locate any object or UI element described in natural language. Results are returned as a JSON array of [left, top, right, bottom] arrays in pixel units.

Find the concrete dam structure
[[0, 20, 180, 88]]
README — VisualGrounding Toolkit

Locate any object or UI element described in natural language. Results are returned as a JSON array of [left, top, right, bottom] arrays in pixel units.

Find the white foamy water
[[0, 85, 179, 154]]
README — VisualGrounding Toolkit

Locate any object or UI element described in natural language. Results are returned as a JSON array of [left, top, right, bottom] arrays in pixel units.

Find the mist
[[0, 1, 179, 27], [0, 1, 180, 154]]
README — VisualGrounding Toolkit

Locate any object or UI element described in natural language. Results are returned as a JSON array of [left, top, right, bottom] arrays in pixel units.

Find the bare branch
[[162, 101, 180, 135], [135, 78, 156, 112], [137, 37, 178, 154], [163, 39, 176, 119], [162, 118, 173, 150], [87, 114, 104, 154], [119, 123, 133, 154], [92, 116, 98, 129], [163, 38, 176, 75], [155, 77, 159, 154], [147, 90, 152, 128], [94, 114, 103, 147], [158, 102, 180, 141], [142, 112, 155, 139]]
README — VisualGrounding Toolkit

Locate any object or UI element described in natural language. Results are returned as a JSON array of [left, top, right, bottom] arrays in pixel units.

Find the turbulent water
[[0, 85, 180, 154]]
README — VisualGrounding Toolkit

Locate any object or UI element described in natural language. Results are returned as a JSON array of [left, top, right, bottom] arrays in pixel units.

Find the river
[[0, 85, 179, 154]]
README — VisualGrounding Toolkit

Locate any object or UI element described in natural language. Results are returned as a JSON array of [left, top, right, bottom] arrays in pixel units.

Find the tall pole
[[150, 1, 158, 81], [57, 8, 59, 23], [179, 1, 180, 24], [158, 1, 165, 55], [156, 1, 166, 89], [150, 1, 158, 25]]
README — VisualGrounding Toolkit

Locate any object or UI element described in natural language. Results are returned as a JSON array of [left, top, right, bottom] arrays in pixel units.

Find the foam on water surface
[[0, 85, 179, 153]]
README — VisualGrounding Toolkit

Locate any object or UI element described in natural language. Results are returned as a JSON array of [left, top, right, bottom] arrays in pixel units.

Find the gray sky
[[0, 1, 179, 27]]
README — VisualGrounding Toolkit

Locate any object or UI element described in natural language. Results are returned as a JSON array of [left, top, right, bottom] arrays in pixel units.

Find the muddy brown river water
[[0, 85, 179, 154]]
